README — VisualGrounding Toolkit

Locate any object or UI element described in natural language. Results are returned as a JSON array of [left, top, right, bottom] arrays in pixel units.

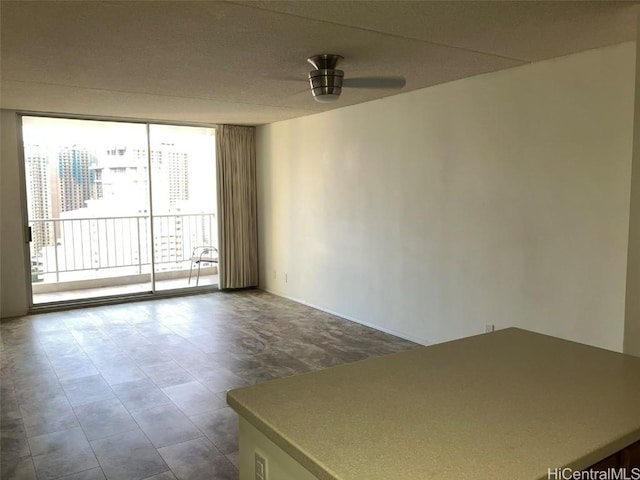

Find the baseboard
[[259, 287, 431, 346], [0, 309, 29, 320]]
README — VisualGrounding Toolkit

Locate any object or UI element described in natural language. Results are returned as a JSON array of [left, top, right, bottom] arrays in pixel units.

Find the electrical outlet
[[255, 451, 267, 480], [485, 324, 495, 333]]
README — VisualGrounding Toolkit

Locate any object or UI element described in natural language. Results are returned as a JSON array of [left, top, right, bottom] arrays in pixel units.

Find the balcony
[[29, 213, 218, 304]]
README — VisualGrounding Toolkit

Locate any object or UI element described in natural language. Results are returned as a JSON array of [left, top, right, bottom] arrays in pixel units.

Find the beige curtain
[[216, 125, 258, 289]]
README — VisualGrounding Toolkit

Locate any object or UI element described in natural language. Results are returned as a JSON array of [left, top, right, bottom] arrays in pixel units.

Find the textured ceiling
[[1, 1, 638, 126]]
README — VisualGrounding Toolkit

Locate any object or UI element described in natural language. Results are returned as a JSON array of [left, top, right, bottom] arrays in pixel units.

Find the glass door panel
[[22, 116, 152, 304], [148, 124, 217, 291]]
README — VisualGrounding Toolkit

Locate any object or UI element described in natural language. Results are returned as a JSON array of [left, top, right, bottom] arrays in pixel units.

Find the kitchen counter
[[227, 328, 640, 480]]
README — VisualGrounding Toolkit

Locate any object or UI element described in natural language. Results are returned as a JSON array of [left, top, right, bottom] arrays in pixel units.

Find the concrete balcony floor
[[33, 273, 218, 305]]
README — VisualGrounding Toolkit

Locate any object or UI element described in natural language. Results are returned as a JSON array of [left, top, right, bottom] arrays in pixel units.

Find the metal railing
[[29, 213, 217, 284]]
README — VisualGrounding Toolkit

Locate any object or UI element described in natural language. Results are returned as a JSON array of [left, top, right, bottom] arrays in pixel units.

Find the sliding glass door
[[149, 124, 217, 291], [21, 116, 217, 305]]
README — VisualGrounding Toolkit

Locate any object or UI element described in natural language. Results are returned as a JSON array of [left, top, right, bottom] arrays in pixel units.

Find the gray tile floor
[[1, 289, 418, 480]]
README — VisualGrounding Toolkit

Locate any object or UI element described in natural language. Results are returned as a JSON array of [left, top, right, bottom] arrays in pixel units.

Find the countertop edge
[[229, 386, 640, 480], [226, 329, 640, 479], [566, 430, 640, 471], [227, 391, 339, 480]]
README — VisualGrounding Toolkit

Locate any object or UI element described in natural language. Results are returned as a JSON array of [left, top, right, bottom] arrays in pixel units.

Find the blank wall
[[256, 42, 635, 351]]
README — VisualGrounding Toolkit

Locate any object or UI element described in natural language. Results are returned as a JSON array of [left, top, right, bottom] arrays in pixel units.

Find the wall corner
[[623, 15, 640, 355]]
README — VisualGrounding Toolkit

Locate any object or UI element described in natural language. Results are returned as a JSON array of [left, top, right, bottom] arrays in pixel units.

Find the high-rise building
[[149, 143, 189, 267], [57, 146, 95, 213], [92, 146, 149, 212], [150, 142, 189, 209], [88, 144, 191, 268], [24, 144, 54, 255]]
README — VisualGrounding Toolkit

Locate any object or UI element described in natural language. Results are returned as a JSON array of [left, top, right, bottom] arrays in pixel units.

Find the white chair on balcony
[[188, 246, 218, 286]]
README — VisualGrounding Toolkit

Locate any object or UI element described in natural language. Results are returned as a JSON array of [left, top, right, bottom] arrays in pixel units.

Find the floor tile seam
[[69, 391, 130, 414], [72, 411, 139, 443], [16, 357, 84, 442], [0, 370, 19, 401], [138, 351, 189, 369], [192, 376, 235, 397], [127, 350, 183, 371], [0, 324, 38, 342], [81, 346, 140, 375], [87, 420, 172, 478], [89, 413, 147, 445], [156, 428, 229, 463], [89, 436, 126, 480], [43, 345, 104, 384], [222, 450, 240, 465], [27, 424, 95, 467], [148, 425, 205, 450], [117, 399, 205, 450], [144, 376, 197, 392], [0, 400, 34, 465], [112, 385, 172, 414], [57, 372, 122, 424], [34, 322, 79, 358], [177, 363, 218, 385], [48, 464, 106, 480], [22, 423, 76, 445], [191, 402, 229, 417], [135, 326, 175, 344], [2, 337, 48, 362], [134, 391, 226, 448], [177, 337, 214, 358], [0, 455, 37, 479]]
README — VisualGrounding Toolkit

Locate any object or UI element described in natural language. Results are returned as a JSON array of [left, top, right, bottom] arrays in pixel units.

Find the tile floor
[[1, 289, 418, 480]]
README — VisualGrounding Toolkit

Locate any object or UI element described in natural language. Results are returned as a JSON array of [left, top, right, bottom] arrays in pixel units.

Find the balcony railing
[[29, 213, 217, 285]]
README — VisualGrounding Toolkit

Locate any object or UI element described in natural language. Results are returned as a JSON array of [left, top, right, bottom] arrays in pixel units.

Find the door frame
[[17, 111, 219, 312]]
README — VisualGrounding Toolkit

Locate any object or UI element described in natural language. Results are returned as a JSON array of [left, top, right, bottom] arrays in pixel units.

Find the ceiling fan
[[307, 54, 406, 103]]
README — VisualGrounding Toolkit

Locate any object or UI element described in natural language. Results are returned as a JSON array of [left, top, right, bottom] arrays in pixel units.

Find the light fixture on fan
[[307, 53, 406, 103]]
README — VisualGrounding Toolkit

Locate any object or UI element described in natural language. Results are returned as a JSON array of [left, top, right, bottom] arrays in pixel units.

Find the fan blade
[[268, 75, 307, 83], [342, 76, 406, 89]]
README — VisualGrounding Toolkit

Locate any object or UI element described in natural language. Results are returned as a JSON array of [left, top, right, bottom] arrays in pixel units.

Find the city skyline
[[25, 141, 207, 218], [23, 117, 217, 284]]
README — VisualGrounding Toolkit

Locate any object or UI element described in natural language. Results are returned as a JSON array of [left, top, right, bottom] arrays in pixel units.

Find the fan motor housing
[[308, 69, 344, 103]]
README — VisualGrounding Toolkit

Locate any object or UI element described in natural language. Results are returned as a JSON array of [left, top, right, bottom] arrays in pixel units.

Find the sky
[[22, 116, 217, 215]]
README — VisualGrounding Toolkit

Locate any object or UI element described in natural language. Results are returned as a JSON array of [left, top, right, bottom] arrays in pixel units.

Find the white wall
[[1, 110, 29, 318], [257, 42, 636, 351], [624, 15, 640, 356]]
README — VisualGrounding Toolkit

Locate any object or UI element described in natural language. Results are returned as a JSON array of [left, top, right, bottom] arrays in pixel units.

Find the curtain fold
[[216, 124, 258, 289]]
